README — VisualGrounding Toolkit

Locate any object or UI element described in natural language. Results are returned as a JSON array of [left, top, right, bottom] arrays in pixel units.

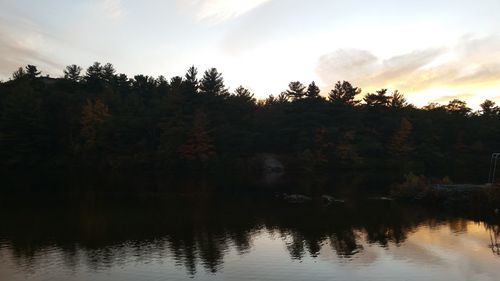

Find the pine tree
[[11, 67, 26, 80], [64, 65, 82, 82], [102, 63, 116, 83], [285, 81, 306, 101], [364, 89, 390, 107], [480, 100, 499, 116], [184, 66, 199, 94], [446, 99, 471, 116], [234, 86, 255, 103], [85, 62, 103, 83], [25, 65, 41, 79], [328, 81, 361, 105], [200, 68, 227, 96], [390, 90, 408, 108], [305, 81, 321, 99]]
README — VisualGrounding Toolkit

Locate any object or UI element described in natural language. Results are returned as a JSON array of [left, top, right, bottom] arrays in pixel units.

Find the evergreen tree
[[480, 100, 499, 116], [11, 67, 26, 80], [102, 63, 116, 83], [85, 62, 103, 83], [276, 92, 289, 104], [390, 90, 409, 108], [285, 81, 306, 101], [25, 65, 41, 79], [446, 99, 471, 116], [364, 89, 390, 107], [328, 81, 361, 105], [184, 66, 199, 94], [305, 81, 321, 99], [115, 74, 130, 91], [234, 86, 255, 103], [64, 65, 82, 82], [200, 68, 227, 96], [156, 75, 169, 93], [422, 102, 445, 111], [1, 62, 499, 175]]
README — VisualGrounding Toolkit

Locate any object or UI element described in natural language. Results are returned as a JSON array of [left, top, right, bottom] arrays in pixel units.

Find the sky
[[1, 0, 500, 107]]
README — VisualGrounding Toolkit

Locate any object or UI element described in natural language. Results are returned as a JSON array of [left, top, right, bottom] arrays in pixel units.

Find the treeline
[[1, 63, 499, 174]]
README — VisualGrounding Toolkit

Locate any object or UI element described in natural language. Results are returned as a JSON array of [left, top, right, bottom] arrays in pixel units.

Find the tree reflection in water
[[0, 194, 499, 276], [488, 225, 500, 256]]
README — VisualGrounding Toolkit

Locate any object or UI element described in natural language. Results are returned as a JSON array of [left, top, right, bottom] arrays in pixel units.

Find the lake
[[1, 192, 499, 281]]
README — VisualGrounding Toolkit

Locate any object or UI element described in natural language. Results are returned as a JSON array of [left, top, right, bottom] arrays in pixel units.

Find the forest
[[1, 63, 499, 177]]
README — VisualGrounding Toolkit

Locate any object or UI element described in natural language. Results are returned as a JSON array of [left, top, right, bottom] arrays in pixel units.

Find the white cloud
[[100, 0, 126, 21], [0, 17, 63, 79], [315, 34, 500, 106], [179, 0, 271, 23]]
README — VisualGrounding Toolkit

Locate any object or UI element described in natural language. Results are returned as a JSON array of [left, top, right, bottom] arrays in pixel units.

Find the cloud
[[0, 18, 63, 79], [99, 0, 126, 21], [374, 48, 446, 84], [316, 48, 446, 92], [432, 93, 475, 104], [316, 49, 378, 83], [316, 34, 500, 98], [178, 0, 272, 23]]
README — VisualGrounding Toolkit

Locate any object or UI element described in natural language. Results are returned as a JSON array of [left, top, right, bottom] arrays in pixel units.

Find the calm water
[[1, 193, 500, 281]]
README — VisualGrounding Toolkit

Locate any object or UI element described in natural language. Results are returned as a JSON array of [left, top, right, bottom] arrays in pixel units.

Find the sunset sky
[[1, 0, 500, 107]]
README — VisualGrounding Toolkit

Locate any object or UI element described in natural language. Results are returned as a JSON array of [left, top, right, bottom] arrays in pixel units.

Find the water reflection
[[0, 194, 499, 280], [488, 225, 500, 256]]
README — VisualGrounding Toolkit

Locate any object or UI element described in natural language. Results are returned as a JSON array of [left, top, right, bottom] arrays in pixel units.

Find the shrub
[[390, 173, 429, 199]]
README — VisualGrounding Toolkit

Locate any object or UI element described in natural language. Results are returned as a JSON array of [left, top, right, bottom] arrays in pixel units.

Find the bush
[[390, 173, 429, 199]]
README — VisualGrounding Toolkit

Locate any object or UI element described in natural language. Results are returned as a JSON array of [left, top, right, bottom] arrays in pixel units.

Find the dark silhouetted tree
[[422, 102, 445, 111], [305, 81, 321, 99], [328, 81, 361, 105], [85, 62, 104, 87], [156, 75, 169, 91], [364, 89, 390, 107], [446, 99, 471, 116], [234, 86, 255, 103], [115, 73, 130, 90], [25, 65, 41, 79], [102, 63, 116, 83], [64, 65, 82, 82], [390, 90, 409, 108], [11, 67, 26, 80], [480, 99, 499, 116], [184, 66, 199, 93], [170, 76, 183, 89], [200, 68, 227, 96], [2, 62, 499, 176], [285, 81, 306, 101]]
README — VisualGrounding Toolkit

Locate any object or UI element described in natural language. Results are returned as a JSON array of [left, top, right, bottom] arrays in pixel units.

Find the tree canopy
[[1, 63, 499, 177]]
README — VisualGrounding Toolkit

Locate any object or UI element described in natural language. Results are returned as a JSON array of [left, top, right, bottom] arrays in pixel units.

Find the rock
[[283, 193, 312, 204], [321, 195, 345, 204], [261, 154, 285, 184], [368, 197, 395, 201]]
